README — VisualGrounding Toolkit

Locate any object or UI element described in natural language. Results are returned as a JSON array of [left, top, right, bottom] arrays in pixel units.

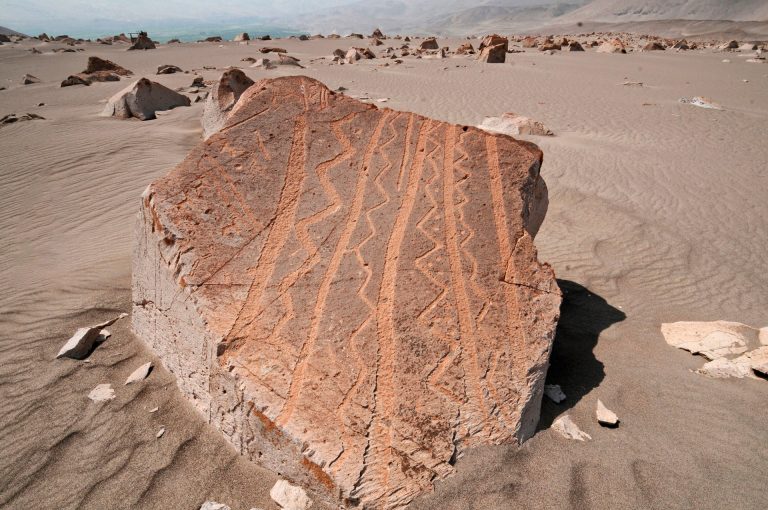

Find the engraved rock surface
[[132, 76, 561, 509]]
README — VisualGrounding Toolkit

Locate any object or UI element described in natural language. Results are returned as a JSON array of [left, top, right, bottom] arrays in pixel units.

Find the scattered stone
[[19, 73, 40, 86], [125, 362, 153, 384], [552, 415, 591, 441], [345, 47, 376, 63], [522, 36, 538, 48], [200, 503, 231, 510], [420, 37, 439, 50], [128, 31, 156, 50], [477, 34, 508, 63], [201, 68, 254, 139], [84, 56, 132, 76], [566, 41, 584, 51], [662, 321, 768, 380], [86, 71, 121, 83], [270, 480, 312, 510], [596, 399, 619, 427], [679, 96, 722, 110], [371, 28, 385, 39], [276, 54, 303, 67], [672, 40, 689, 50], [149, 407, 159, 413], [718, 40, 739, 51], [88, 384, 116, 402], [167, 38, 181, 44], [191, 76, 205, 87], [455, 42, 475, 55], [250, 58, 275, 69], [204, 36, 223, 43], [157, 64, 183, 74], [544, 384, 566, 403], [642, 42, 665, 51], [259, 47, 286, 54], [102, 78, 191, 120], [156, 427, 165, 438], [60, 75, 91, 87], [1, 113, 45, 126], [132, 75, 560, 508], [597, 39, 627, 54], [56, 313, 127, 359], [233, 33, 250, 42], [478, 112, 553, 136]]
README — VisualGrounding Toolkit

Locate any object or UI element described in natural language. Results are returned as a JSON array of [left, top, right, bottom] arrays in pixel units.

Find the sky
[[0, 0, 554, 36]]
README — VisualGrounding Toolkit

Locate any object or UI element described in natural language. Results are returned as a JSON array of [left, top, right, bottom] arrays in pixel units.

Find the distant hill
[[558, 0, 768, 23], [0, 26, 28, 37]]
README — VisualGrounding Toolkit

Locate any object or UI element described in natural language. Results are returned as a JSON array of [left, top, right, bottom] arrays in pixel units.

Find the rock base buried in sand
[[662, 321, 768, 380], [270, 480, 312, 510], [552, 415, 591, 441], [102, 78, 191, 121], [596, 399, 619, 427], [88, 384, 116, 402], [478, 112, 553, 137], [132, 75, 560, 509]]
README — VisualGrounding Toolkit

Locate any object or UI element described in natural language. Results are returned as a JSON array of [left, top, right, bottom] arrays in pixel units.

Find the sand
[[1, 35, 767, 509]]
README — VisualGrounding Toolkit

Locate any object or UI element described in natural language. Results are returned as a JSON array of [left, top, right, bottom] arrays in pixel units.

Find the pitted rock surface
[[133, 76, 561, 509]]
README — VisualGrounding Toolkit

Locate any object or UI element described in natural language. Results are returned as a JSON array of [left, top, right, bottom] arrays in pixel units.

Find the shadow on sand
[[537, 279, 626, 431]]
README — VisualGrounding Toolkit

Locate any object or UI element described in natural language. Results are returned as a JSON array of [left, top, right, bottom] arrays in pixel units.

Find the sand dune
[[1, 33, 767, 509]]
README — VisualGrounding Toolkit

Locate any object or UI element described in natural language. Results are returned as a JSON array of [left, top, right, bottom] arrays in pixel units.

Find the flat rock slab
[[132, 76, 561, 509], [662, 321, 768, 380]]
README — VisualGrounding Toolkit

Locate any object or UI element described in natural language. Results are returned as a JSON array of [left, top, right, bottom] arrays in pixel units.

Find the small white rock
[[552, 415, 591, 441], [596, 399, 620, 427], [270, 479, 313, 510], [125, 361, 153, 385], [156, 427, 166, 438], [149, 407, 159, 413], [88, 383, 116, 402], [544, 384, 566, 403], [200, 502, 230, 510], [57, 312, 127, 359]]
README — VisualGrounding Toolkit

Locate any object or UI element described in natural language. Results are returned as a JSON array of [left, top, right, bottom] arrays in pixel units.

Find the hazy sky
[[0, 0, 554, 34]]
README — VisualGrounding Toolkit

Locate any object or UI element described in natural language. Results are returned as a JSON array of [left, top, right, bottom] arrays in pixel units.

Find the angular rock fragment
[[455, 42, 475, 55], [250, 58, 274, 69], [22, 74, 40, 85], [661, 321, 753, 359], [566, 41, 584, 51], [270, 480, 312, 510], [201, 69, 254, 139], [552, 415, 591, 441], [61, 74, 91, 87], [88, 384, 116, 402], [596, 399, 619, 427], [259, 47, 286, 54], [234, 33, 250, 42], [544, 384, 566, 403], [132, 76, 560, 509], [102, 78, 191, 121], [57, 312, 127, 359], [1, 113, 45, 126], [156, 427, 165, 438], [419, 37, 439, 50], [478, 112, 553, 137], [200, 502, 231, 510], [642, 42, 665, 51], [125, 361, 153, 384], [477, 34, 508, 63], [84, 56, 132, 75], [662, 321, 768, 380], [128, 31, 156, 50], [157, 64, 183, 74], [597, 39, 627, 54]]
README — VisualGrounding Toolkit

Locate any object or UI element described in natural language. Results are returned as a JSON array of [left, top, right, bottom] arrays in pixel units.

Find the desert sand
[[1, 32, 767, 510]]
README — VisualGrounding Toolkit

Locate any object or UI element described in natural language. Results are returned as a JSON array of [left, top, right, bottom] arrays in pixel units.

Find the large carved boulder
[[132, 76, 561, 509]]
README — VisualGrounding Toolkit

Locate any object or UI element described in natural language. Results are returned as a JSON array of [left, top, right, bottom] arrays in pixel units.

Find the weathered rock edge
[[132, 75, 561, 509]]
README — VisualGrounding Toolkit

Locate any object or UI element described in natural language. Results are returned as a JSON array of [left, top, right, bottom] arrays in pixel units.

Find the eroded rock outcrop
[[132, 76, 561, 509], [101, 78, 191, 120], [201, 69, 255, 139]]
